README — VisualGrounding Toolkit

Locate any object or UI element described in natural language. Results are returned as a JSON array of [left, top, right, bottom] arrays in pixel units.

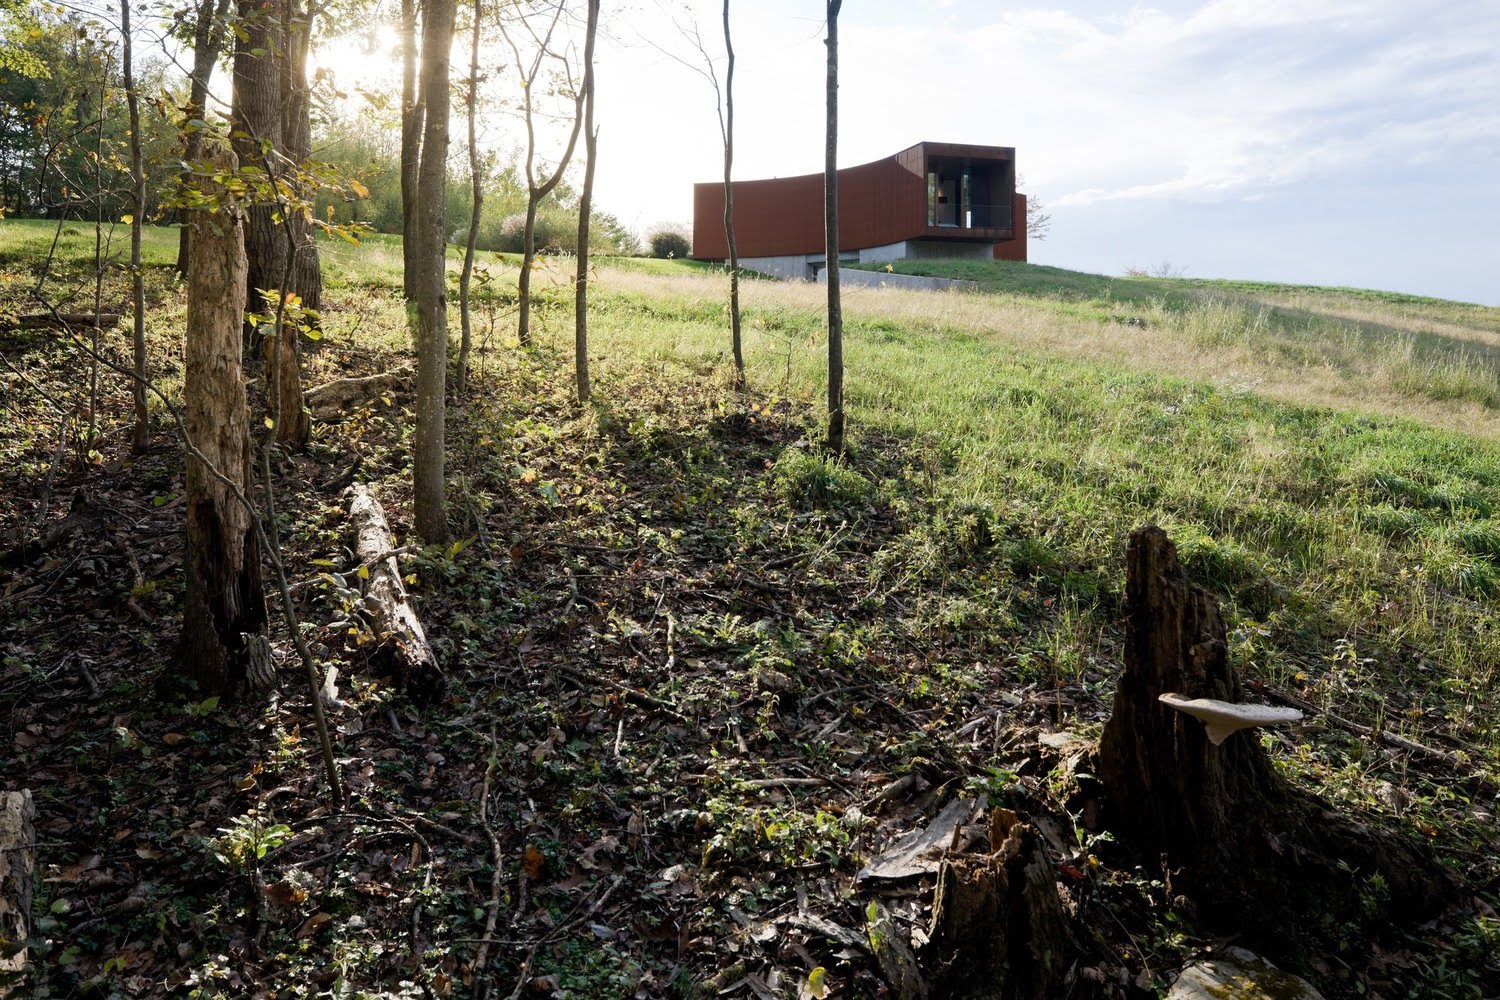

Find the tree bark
[[232, 0, 288, 355], [346, 484, 443, 700], [231, 0, 311, 447], [121, 0, 148, 453], [180, 145, 271, 697], [0, 791, 35, 980], [722, 0, 743, 385], [281, 0, 322, 326], [457, 0, 483, 395], [411, 0, 455, 543], [175, 0, 233, 276], [1097, 525, 1448, 955], [823, 0, 844, 453], [399, 0, 423, 298], [572, 0, 600, 404], [922, 810, 1076, 1000]]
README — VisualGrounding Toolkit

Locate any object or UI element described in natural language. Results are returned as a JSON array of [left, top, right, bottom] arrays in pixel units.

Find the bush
[[648, 225, 692, 259]]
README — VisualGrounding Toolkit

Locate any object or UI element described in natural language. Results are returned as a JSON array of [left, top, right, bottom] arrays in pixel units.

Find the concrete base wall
[[741, 238, 996, 282], [817, 267, 977, 293], [738, 254, 818, 281], [904, 238, 996, 260]]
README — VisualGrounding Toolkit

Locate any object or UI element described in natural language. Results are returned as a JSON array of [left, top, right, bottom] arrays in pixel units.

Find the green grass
[[5, 218, 1498, 996]]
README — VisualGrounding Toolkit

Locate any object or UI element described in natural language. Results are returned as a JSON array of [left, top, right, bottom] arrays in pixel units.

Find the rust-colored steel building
[[692, 141, 1026, 280]]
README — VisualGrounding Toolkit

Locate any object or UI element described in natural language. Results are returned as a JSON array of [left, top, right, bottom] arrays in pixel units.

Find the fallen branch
[[1, 312, 120, 332], [1267, 687, 1490, 781], [306, 367, 412, 415], [346, 484, 444, 701]]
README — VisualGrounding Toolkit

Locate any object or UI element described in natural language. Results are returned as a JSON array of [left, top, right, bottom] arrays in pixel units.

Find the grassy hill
[[2, 219, 1497, 997]]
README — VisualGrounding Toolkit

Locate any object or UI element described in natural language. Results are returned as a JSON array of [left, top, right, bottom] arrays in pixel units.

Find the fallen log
[[1, 312, 121, 332], [306, 367, 412, 416], [1, 790, 36, 979], [1097, 525, 1449, 956], [345, 484, 443, 701], [1, 490, 101, 568]]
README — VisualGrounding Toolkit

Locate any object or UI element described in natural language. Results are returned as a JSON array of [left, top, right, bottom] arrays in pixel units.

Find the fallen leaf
[[295, 912, 334, 939], [521, 844, 545, 881]]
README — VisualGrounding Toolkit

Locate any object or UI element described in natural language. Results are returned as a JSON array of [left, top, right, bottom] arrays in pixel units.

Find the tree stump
[[921, 809, 1076, 1000], [180, 143, 271, 697], [1098, 526, 1447, 951], [1, 790, 36, 979]]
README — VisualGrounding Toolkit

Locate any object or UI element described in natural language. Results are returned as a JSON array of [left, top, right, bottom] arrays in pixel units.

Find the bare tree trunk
[[180, 145, 271, 697], [823, 0, 844, 454], [502, 3, 584, 348], [573, 0, 600, 404], [722, 0, 742, 385], [121, 0, 148, 452], [457, 0, 482, 395], [282, 0, 321, 323], [232, 0, 288, 359], [399, 0, 423, 298], [411, 0, 455, 543], [175, 0, 233, 276]]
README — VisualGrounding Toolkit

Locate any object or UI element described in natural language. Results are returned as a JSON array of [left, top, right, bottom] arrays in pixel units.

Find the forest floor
[[2, 220, 1499, 998]]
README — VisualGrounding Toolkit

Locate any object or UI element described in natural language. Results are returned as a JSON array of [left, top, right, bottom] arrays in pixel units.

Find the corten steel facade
[[692, 141, 1025, 278]]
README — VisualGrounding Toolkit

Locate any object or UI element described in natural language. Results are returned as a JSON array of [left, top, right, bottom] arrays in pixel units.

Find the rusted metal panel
[[993, 194, 1028, 262], [692, 141, 1017, 261]]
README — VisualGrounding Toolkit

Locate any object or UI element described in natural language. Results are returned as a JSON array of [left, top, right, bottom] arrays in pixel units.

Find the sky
[[324, 0, 1500, 305]]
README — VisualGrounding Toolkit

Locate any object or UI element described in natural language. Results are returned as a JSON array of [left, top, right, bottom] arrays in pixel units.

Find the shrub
[[647, 225, 692, 259]]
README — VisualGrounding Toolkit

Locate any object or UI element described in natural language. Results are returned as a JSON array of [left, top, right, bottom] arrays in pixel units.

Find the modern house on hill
[[692, 141, 1027, 281]]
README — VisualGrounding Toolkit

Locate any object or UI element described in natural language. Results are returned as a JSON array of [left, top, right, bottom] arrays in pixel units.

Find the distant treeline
[[0, 12, 639, 256]]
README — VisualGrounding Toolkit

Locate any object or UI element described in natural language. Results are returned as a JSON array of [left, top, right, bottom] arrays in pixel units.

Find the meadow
[[2, 217, 1497, 996]]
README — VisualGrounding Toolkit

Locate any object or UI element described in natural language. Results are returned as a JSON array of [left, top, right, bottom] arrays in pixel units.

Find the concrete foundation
[[817, 267, 977, 293], [741, 238, 994, 282]]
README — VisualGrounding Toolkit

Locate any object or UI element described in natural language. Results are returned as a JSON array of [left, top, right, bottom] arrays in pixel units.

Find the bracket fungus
[[1158, 693, 1303, 746]]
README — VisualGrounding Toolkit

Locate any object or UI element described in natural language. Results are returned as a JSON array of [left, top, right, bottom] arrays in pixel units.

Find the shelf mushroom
[[1158, 693, 1304, 746]]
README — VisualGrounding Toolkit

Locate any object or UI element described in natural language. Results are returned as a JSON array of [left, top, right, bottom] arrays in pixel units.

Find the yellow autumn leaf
[[350, 179, 370, 198], [807, 967, 828, 998], [120, 214, 133, 224]]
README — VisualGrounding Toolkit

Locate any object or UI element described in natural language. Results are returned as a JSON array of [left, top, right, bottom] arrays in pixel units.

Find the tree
[[457, 0, 483, 394], [648, 0, 741, 382], [180, 144, 271, 695], [823, 0, 843, 454], [230, 0, 320, 447], [281, 0, 322, 329], [1017, 174, 1050, 241], [411, 0, 456, 542], [399, 0, 422, 296], [173, 0, 233, 276], [721, 0, 742, 384], [120, 0, 148, 452], [572, 0, 599, 403], [499, 0, 586, 348]]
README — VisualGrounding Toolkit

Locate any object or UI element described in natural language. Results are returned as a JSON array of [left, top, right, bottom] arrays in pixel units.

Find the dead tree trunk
[[922, 809, 1076, 1000], [1098, 525, 1448, 951], [175, 0, 233, 277], [0, 791, 35, 981], [180, 145, 271, 697], [346, 484, 442, 700]]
